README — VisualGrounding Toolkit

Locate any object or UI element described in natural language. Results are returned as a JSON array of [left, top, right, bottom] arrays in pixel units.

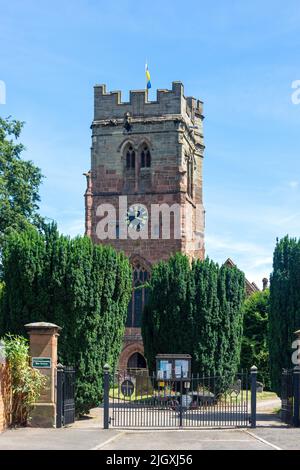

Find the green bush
[[0, 282, 4, 322], [240, 289, 270, 389], [142, 254, 245, 382], [0, 224, 132, 415], [269, 236, 300, 395], [2, 334, 46, 426]]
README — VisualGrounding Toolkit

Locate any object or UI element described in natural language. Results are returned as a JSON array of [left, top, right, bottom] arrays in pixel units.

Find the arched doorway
[[127, 352, 147, 369]]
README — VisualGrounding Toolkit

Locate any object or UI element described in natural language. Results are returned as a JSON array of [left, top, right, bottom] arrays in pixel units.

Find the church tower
[[85, 81, 205, 369]]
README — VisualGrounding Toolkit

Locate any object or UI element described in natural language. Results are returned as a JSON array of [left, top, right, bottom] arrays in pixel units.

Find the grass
[[219, 390, 278, 404], [256, 391, 278, 402], [109, 386, 158, 402]]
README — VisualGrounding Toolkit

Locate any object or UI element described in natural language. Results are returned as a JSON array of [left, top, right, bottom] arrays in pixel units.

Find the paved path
[[0, 402, 298, 451], [0, 426, 121, 450], [1, 426, 296, 450], [256, 398, 281, 411], [0, 427, 280, 450], [96, 429, 278, 450]]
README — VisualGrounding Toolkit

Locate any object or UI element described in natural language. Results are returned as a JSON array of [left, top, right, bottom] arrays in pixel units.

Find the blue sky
[[1, 0, 300, 286]]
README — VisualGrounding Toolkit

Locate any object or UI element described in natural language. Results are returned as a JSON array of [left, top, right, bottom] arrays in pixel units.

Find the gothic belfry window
[[126, 261, 150, 328], [140, 145, 151, 168], [187, 156, 194, 198], [126, 145, 135, 169]]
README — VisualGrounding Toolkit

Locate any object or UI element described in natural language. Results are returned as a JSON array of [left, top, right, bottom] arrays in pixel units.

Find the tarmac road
[[1, 402, 299, 451]]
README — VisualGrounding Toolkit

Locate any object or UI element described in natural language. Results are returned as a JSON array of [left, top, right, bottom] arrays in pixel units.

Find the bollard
[[250, 365, 258, 428], [103, 363, 110, 429], [56, 364, 64, 428]]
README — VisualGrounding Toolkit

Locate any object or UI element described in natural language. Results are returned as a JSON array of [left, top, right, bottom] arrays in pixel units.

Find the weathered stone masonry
[[85, 81, 206, 368]]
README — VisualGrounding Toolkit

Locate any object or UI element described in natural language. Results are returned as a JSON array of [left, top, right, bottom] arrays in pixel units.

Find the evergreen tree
[[0, 224, 132, 415], [142, 253, 245, 380], [142, 254, 193, 371], [192, 258, 219, 375], [0, 282, 4, 321], [216, 264, 245, 379], [269, 236, 300, 394]]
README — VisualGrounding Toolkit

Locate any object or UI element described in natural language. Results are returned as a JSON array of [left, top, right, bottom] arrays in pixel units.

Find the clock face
[[126, 204, 148, 232]]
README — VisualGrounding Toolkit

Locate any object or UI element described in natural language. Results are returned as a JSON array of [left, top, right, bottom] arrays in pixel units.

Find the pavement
[[0, 426, 120, 450], [0, 425, 295, 450], [1, 400, 300, 450]]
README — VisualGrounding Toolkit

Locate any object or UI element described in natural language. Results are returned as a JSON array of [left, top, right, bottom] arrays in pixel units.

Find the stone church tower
[[85, 81, 205, 369]]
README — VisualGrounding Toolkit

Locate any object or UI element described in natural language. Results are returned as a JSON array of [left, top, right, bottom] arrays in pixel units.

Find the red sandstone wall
[[0, 364, 11, 432]]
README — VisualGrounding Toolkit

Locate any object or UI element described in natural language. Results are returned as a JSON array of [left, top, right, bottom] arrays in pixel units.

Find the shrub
[[240, 289, 270, 389], [142, 254, 245, 383], [0, 224, 132, 415], [2, 334, 46, 426], [269, 236, 300, 394]]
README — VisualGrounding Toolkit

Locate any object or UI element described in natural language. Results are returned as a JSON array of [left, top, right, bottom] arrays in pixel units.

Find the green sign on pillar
[[32, 357, 52, 368]]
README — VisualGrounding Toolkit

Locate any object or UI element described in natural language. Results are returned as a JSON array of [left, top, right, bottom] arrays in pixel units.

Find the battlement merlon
[[94, 81, 204, 121]]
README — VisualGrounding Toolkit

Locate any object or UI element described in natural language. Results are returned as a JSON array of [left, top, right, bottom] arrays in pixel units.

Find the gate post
[[250, 365, 257, 428], [25, 322, 61, 427], [103, 363, 110, 429], [179, 369, 183, 428], [56, 364, 64, 428], [293, 366, 300, 427]]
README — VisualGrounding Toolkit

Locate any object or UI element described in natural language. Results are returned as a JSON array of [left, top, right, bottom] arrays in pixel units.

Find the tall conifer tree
[[0, 224, 132, 414], [142, 253, 245, 379], [269, 236, 300, 394]]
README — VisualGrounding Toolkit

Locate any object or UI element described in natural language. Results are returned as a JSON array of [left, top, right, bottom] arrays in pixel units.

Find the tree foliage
[[0, 117, 43, 249], [1, 334, 46, 426], [142, 254, 245, 380], [0, 224, 132, 415], [269, 236, 300, 394], [0, 281, 4, 304], [240, 289, 270, 389]]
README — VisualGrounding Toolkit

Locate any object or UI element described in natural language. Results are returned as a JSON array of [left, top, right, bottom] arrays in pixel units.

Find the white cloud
[[39, 203, 85, 238], [288, 180, 299, 189], [57, 218, 85, 238], [206, 200, 300, 235], [205, 233, 272, 288]]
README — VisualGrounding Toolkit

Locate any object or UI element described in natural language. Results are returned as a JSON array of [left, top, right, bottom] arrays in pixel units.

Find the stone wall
[[0, 363, 11, 432]]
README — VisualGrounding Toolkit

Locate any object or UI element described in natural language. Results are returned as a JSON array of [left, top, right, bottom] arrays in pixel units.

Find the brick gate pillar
[[25, 322, 61, 427]]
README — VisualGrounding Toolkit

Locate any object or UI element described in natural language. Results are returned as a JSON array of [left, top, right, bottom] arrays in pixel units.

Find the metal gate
[[281, 369, 293, 425], [281, 368, 300, 427], [107, 369, 254, 428], [56, 365, 76, 428]]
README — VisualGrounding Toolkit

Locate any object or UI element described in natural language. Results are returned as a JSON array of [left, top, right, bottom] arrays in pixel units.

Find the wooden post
[[25, 322, 61, 427]]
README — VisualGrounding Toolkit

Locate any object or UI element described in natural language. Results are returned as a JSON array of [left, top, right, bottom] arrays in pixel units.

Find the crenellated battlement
[[94, 81, 203, 121]]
